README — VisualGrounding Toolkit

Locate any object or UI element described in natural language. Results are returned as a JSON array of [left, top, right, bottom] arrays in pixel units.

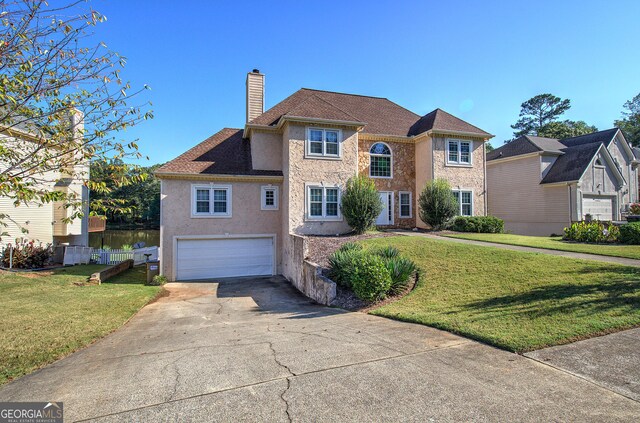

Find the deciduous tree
[[614, 92, 640, 146], [0, 0, 152, 233]]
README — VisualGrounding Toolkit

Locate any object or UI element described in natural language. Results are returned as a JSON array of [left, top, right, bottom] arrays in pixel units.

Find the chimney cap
[[252, 68, 260, 73]]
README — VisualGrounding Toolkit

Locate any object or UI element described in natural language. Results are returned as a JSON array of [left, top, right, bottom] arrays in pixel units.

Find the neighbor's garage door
[[582, 195, 614, 221], [176, 237, 274, 280]]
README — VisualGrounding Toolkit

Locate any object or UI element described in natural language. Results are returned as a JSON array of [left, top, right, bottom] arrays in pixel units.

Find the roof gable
[[559, 128, 619, 148], [540, 142, 619, 184], [409, 108, 491, 137]]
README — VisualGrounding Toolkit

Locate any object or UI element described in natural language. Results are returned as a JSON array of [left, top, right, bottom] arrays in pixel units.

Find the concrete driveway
[[1, 277, 639, 422]]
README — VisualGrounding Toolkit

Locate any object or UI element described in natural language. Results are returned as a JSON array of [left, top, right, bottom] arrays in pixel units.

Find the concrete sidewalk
[[394, 231, 640, 267], [1, 277, 638, 422]]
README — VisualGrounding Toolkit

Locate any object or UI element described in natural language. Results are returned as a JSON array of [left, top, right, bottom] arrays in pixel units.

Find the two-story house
[[487, 129, 639, 236], [156, 70, 492, 281]]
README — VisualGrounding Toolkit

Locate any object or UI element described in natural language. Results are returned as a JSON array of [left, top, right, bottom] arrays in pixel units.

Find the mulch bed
[[305, 231, 417, 312]]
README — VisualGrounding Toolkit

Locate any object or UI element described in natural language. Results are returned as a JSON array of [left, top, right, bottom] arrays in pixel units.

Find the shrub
[[563, 221, 619, 243], [630, 203, 640, 215], [1, 240, 54, 269], [328, 248, 364, 288], [418, 179, 459, 229], [450, 216, 504, 233], [350, 254, 392, 302], [383, 256, 417, 295], [146, 274, 168, 286], [340, 175, 384, 234], [373, 246, 399, 259], [121, 244, 133, 251], [620, 222, 640, 244], [338, 242, 362, 253]]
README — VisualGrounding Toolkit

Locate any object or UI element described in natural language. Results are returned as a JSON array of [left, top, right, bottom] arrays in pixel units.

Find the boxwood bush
[[619, 222, 640, 244], [450, 216, 504, 233], [350, 254, 392, 302], [340, 175, 384, 234]]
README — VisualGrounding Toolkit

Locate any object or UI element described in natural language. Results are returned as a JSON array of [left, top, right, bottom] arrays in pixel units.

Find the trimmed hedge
[[620, 222, 640, 244], [450, 216, 504, 233], [350, 254, 392, 302]]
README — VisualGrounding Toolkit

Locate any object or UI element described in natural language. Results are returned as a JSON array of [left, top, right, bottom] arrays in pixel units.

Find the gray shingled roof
[[487, 135, 564, 161], [540, 142, 602, 184], [560, 128, 619, 148]]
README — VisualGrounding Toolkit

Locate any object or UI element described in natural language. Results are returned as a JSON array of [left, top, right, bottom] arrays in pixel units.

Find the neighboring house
[[0, 113, 89, 247], [487, 128, 639, 236], [156, 70, 492, 281]]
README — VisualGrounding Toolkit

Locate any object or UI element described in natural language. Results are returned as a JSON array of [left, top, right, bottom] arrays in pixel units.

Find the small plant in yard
[[563, 221, 619, 243], [340, 175, 384, 234], [146, 275, 168, 286], [372, 246, 400, 259], [1, 240, 54, 269], [350, 254, 392, 302], [382, 256, 417, 295], [418, 179, 459, 230], [121, 244, 134, 251], [328, 243, 417, 301], [327, 248, 364, 288], [620, 222, 640, 244]]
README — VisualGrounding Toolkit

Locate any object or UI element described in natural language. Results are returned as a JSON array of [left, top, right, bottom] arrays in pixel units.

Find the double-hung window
[[447, 139, 472, 165], [307, 185, 340, 219], [399, 192, 412, 218], [261, 186, 279, 210], [192, 184, 232, 217], [307, 128, 341, 158], [452, 190, 473, 216]]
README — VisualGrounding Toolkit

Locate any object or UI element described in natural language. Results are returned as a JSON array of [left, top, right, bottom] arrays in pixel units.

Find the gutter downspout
[[568, 184, 573, 224], [483, 141, 488, 216]]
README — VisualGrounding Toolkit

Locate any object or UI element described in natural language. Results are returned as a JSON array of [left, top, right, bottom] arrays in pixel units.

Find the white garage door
[[582, 196, 614, 221], [176, 237, 274, 280]]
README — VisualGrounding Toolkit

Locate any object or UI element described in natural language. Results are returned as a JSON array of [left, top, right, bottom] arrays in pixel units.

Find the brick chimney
[[246, 69, 264, 123]]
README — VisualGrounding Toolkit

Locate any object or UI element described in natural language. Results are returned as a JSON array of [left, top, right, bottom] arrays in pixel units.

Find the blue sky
[[92, 0, 640, 164]]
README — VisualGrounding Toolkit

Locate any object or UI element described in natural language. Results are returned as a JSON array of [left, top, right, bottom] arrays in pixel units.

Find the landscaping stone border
[[89, 259, 134, 284]]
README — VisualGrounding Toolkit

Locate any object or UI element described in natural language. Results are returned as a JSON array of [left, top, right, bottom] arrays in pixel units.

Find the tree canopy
[[537, 120, 598, 139], [0, 0, 152, 231], [511, 94, 571, 138], [614, 92, 640, 146]]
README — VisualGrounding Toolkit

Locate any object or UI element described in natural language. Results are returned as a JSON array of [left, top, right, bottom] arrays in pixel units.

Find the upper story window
[[306, 128, 341, 158], [192, 184, 232, 218], [447, 139, 472, 165], [369, 143, 392, 178], [452, 190, 473, 216], [306, 184, 341, 220], [261, 186, 279, 210]]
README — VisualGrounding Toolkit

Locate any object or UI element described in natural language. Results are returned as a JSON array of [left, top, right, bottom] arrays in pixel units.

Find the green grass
[[442, 232, 640, 260], [364, 236, 640, 352], [0, 264, 161, 385]]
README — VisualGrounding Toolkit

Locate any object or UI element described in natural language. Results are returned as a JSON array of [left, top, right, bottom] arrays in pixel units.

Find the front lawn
[[0, 265, 161, 385], [442, 232, 640, 260], [364, 236, 640, 352]]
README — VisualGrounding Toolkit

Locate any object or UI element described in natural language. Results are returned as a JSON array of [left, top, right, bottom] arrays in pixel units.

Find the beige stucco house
[[156, 70, 492, 281], [0, 113, 89, 247], [487, 129, 638, 236]]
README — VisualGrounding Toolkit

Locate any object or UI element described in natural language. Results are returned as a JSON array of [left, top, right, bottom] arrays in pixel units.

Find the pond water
[[89, 229, 160, 249]]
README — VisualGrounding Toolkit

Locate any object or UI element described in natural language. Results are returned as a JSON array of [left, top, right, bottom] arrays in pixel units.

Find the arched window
[[370, 143, 392, 178]]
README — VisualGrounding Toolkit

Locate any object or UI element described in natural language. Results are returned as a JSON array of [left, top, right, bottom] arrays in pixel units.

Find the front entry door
[[376, 192, 394, 225]]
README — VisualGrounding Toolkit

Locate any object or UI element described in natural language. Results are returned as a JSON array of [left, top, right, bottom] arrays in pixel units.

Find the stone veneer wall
[[431, 136, 486, 216], [358, 139, 416, 228]]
